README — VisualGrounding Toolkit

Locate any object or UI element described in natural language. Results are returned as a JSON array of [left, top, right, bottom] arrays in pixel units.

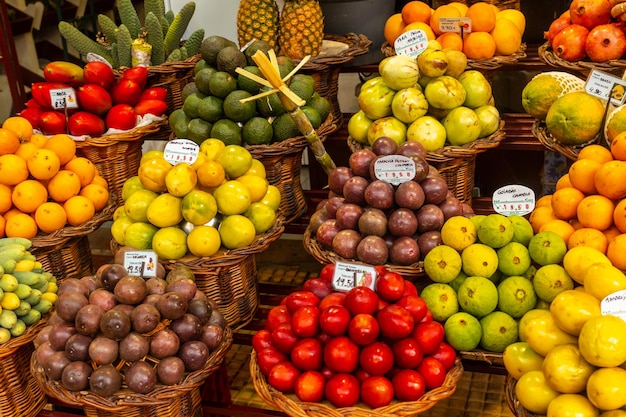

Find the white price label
[[164, 139, 200, 165], [49, 87, 78, 109], [394, 30, 429, 58], [439, 17, 471, 34], [373, 155, 416, 185], [601, 290, 626, 322], [491, 184, 535, 216], [332, 261, 377, 292], [585, 69, 626, 105], [123, 251, 158, 277]]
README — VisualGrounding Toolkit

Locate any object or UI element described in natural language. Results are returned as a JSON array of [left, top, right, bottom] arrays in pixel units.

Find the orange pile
[[529, 139, 626, 270], [0, 116, 109, 238], [383, 1, 525, 60]]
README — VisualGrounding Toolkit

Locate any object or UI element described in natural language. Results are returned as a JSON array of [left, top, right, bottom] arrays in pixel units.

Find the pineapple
[[279, 0, 325, 60], [237, 0, 280, 49]]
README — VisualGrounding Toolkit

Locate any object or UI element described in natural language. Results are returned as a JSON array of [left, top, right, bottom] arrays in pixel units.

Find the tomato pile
[[252, 264, 457, 409]]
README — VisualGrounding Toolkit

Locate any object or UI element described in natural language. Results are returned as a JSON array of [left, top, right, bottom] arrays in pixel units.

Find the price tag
[[49, 87, 78, 109], [491, 184, 535, 216], [164, 138, 200, 165], [439, 17, 471, 34], [585, 69, 626, 105], [123, 251, 158, 277], [394, 30, 429, 58], [601, 290, 626, 322], [332, 261, 377, 292], [373, 155, 416, 185]]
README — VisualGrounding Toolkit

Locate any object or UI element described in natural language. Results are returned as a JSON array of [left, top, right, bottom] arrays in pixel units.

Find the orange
[[0, 154, 28, 186], [2, 116, 33, 141], [462, 31, 496, 60], [611, 131, 626, 161], [384, 13, 407, 45], [607, 233, 626, 271], [27, 148, 61, 181], [15, 142, 40, 161], [197, 160, 226, 188], [430, 5, 461, 36], [578, 144, 613, 164], [535, 194, 553, 208], [568, 158, 602, 194], [490, 17, 522, 56], [0, 128, 20, 156], [576, 194, 615, 231], [496, 9, 526, 35], [465, 2, 497, 32], [29, 134, 47, 148], [79, 183, 110, 212], [0, 215, 5, 237], [47, 170, 82, 203], [43, 134, 76, 166], [90, 174, 109, 190], [551, 186, 585, 220], [402, 22, 436, 40], [614, 198, 626, 233], [63, 195, 95, 226], [594, 160, 626, 200], [34, 201, 68, 234], [3, 207, 21, 222], [437, 32, 463, 51], [11, 179, 48, 213], [539, 219, 575, 245], [567, 227, 608, 253], [569, 217, 584, 230], [604, 225, 622, 243], [555, 173, 573, 190], [529, 204, 558, 234], [4, 212, 37, 239], [64, 156, 97, 187], [446, 1, 468, 15], [401, 1, 432, 24], [0, 184, 12, 214]]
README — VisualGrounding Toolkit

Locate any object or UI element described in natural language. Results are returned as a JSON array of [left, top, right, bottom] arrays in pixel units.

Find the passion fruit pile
[[33, 263, 228, 397]]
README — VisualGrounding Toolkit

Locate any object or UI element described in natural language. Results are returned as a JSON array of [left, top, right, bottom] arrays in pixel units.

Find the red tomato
[[403, 280, 418, 297], [360, 376, 394, 408], [25, 98, 42, 109], [375, 271, 405, 302], [68, 111, 106, 136], [428, 342, 457, 371], [83, 61, 115, 90], [319, 305, 351, 337], [413, 320, 445, 355], [256, 347, 288, 376], [325, 373, 360, 408], [417, 357, 447, 389], [291, 338, 323, 371], [392, 337, 424, 369], [294, 371, 325, 402], [120, 66, 148, 89], [323, 336, 359, 374], [377, 304, 415, 340], [268, 361, 300, 393], [285, 291, 320, 315], [348, 313, 379, 346], [377, 298, 388, 311], [76, 83, 112, 115], [251, 329, 273, 352], [139, 87, 168, 102], [266, 305, 291, 331], [354, 368, 372, 383], [343, 286, 379, 316], [319, 292, 346, 311], [359, 341, 394, 376], [111, 79, 142, 106], [134, 99, 168, 117], [319, 263, 335, 282], [302, 277, 333, 299], [421, 310, 433, 322], [38, 111, 67, 135], [396, 295, 428, 323], [105, 104, 137, 130], [392, 369, 426, 401], [271, 323, 299, 354], [291, 305, 320, 338]]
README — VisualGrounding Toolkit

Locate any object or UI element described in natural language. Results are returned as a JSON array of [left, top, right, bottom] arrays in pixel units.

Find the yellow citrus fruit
[[138, 156, 172, 193], [64, 157, 97, 188], [27, 148, 60, 181], [47, 170, 82, 203], [187, 225, 221, 257], [235, 174, 269, 203], [79, 183, 110, 212], [496, 9, 526, 35], [199, 138, 226, 161], [12, 179, 48, 213], [0, 184, 12, 214], [63, 195, 95, 226], [490, 18, 522, 56], [43, 134, 76, 165], [578, 315, 626, 367], [562, 245, 612, 285], [2, 116, 33, 141], [218, 214, 256, 249], [34, 201, 68, 234], [259, 185, 281, 212], [5, 212, 38, 238], [0, 128, 20, 156], [165, 162, 198, 197], [196, 160, 226, 188]]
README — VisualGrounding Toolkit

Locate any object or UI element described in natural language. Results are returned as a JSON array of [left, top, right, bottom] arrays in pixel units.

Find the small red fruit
[[291, 305, 320, 338], [319, 292, 346, 311], [110, 79, 142, 106], [251, 329, 273, 352], [428, 342, 457, 371], [291, 337, 323, 371], [343, 286, 379, 316], [392, 369, 426, 401], [256, 347, 288, 376], [68, 111, 106, 136], [375, 270, 405, 302], [347, 313, 379, 346], [266, 304, 290, 331], [268, 361, 300, 393], [413, 320, 445, 355], [360, 376, 394, 408], [120, 66, 149, 89], [325, 373, 360, 408], [396, 295, 428, 323], [134, 99, 168, 117], [377, 304, 415, 340], [359, 341, 394, 376], [139, 87, 168, 102], [105, 104, 137, 130], [417, 356, 447, 389], [302, 277, 333, 299], [270, 323, 299, 354], [19, 108, 42, 130], [319, 305, 351, 337], [38, 111, 67, 135], [83, 61, 115, 90], [318, 263, 336, 282], [392, 337, 424, 369], [294, 371, 325, 402], [323, 336, 359, 374], [284, 291, 320, 315]]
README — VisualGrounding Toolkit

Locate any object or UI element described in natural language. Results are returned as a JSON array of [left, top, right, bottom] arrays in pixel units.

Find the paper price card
[[164, 138, 199, 165], [373, 155, 416, 185], [585, 69, 626, 106], [49, 87, 78, 109], [601, 290, 626, 322], [394, 30, 429, 58], [439, 17, 471, 34], [123, 251, 158, 277], [491, 184, 535, 216], [332, 261, 377, 292]]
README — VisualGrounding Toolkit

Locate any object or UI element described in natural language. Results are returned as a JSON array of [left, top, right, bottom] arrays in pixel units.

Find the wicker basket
[[0, 318, 49, 417], [251, 350, 464, 417], [538, 41, 626, 77], [246, 112, 338, 224], [347, 120, 506, 204], [505, 375, 543, 417], [531, 120, 599, 162], [297, 33, 372, 130], [75, 120, 167, 209], [303, 226, 426, 280], [31, 326, 233, 417], [433, 0, 520, 8]]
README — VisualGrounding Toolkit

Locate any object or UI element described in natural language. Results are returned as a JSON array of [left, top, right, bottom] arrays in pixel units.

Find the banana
[[0, 238, 32, 250], [12, 271, 42, 287]]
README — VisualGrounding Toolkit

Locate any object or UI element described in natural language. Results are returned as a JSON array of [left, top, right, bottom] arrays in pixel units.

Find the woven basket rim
[[0, 315, 48, 356], [115, 54, 202, 75], [538, 41, 626, 74], [296, 33, 373, 71], [531, 119, 595, 162], [505, 375, 543, 417], [75, 119, 167, 147], [251, 349, 463, 417], [302, 226, 426, 279], [31, 326, 233, 411]]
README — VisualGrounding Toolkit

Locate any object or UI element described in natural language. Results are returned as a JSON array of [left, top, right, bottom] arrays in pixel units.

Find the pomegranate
[[569, 0, 612, 30], [552, 24, 590, 61], [545, 16, 572, 45], [586, 23, 626, 62]]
